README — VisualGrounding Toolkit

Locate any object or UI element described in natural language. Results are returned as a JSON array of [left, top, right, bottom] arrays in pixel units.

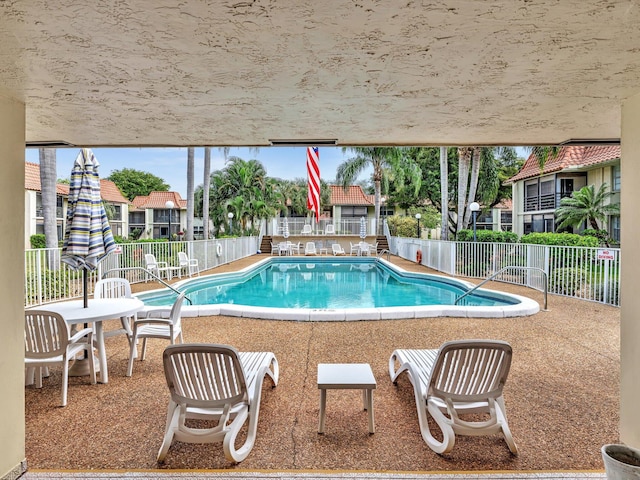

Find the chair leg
[[127, 331, 138, 377]]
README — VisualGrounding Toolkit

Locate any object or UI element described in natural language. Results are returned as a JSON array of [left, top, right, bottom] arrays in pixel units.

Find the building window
[[523, 213, 555, 234], [341, 206, 367, 217], [36, 193, 64, 218], [111, 204, 122, 221], [612, 164, 621, 192], [610, 215, 620, 243], [129, 211, 145, 224]]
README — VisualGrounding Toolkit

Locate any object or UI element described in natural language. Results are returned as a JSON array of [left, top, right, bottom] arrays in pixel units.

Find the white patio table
[[27, 297, 144, 384]]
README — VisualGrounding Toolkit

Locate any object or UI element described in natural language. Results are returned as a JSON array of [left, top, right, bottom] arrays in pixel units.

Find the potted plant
[[602, 444, 640, 479]]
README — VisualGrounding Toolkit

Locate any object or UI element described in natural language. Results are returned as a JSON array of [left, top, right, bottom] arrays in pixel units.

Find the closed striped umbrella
[[360, 216, 366, 239], [61, 149, 116, 306], [282, 217, 289, 239]]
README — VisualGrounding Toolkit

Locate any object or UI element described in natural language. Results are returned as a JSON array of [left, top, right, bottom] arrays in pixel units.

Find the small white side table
[[317, 363, 376, 434]]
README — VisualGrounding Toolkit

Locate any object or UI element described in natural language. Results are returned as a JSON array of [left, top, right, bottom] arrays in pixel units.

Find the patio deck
[[24, 254, 618, 478]]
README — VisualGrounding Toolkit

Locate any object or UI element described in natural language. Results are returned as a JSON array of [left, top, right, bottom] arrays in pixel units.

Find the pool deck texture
[[24, 254, 619, 479]]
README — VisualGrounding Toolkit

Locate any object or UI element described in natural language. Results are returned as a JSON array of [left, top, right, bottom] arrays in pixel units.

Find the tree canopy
[[108, 168, 170, 201]]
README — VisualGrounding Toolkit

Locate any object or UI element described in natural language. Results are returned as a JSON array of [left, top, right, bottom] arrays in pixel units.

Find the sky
[[25, 146, 528, 198]]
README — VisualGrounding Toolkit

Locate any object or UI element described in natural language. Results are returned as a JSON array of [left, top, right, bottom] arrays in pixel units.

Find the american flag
[[306, 146, 320, 222]]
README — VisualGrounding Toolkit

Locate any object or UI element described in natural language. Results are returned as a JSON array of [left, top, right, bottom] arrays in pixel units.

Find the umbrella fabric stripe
[[306, 146, 320, 223], [61, 148, 116, 271]]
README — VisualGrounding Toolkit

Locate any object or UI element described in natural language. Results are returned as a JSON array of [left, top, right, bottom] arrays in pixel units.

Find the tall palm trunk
[[203, 147, 211, 239], [39, 148, 59, 269], [439, 147, 449, 240], [463, 147, 482, 228], [456, 147, 472, 235], [373, 164, 382, 236], [186, 147, 195, 241]]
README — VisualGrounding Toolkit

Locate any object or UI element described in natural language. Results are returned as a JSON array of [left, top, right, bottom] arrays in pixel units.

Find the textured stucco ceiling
[[1, 0, 639, 147]]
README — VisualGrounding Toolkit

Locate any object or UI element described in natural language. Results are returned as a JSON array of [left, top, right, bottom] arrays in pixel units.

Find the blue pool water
[[141, 258, 519, 309]]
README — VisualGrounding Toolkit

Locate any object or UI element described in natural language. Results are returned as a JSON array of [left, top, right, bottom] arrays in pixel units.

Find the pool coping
[[137, 256, 541, 320]]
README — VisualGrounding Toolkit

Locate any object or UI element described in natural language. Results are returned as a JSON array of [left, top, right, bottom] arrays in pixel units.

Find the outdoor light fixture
[[165, 200, 174, 240], [228, 212, 234, 236], [415, 213, 421, 239], [469, 202, 480, 242]]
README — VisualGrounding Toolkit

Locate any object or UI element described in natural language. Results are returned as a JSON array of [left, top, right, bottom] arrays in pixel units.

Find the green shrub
[[520, 232, 599, 247], [456, 229, 518, 243], [30, 234, 46, 249], [387, 216, 420, 238], [581, 229, 612, 246], [549, 267, 587, 295], [113, 235, 132, 244]]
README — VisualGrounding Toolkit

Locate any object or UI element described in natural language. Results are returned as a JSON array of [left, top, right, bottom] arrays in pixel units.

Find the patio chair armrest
[[69, 327, 94, 344], [134, 318, 173, 327]]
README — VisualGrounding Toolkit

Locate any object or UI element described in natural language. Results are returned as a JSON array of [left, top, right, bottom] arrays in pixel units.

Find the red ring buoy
[[416, 249, 422, 263]]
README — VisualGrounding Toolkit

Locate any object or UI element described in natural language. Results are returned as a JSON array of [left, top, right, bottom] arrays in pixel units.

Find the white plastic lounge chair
[[24, 310, 96, 407], [127, 292, 185, 376], [157, 343, 279, 463], [145, 253, 173, 280], [332, 243, 346, 255], [94, 278, 135, 343], [304, 241, 317, 255], [178, 251, 200, 277], [325, 224, 335, 235], [301, 224, 313, 235], [389, 339, 518, 455]]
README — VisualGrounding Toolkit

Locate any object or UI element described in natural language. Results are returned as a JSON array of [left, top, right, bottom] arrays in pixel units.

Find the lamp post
[[228, 212, 234, 236], [469, 202, 480, 242], [415, 213, 421, 239], [165, 200, 174, 241]]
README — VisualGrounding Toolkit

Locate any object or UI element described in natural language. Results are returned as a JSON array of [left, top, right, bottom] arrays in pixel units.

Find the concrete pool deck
[[24, 253, 618, 477]]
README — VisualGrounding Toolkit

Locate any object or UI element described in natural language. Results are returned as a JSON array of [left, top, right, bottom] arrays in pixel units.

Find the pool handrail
[[101, 267, 193, 305], [454, 266, 547, 311]]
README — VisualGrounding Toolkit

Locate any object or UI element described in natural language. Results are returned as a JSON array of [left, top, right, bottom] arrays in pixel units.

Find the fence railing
[[25, 237, 258, 307], [391, 237, 620, 307]]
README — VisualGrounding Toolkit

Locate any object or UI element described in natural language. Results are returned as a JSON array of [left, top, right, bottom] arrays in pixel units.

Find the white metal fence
[[25, 237, 259, 307], [391, 237, 620, 307]]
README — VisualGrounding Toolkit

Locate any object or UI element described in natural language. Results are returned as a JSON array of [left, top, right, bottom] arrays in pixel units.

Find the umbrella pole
[[83, 269, 89, 308]]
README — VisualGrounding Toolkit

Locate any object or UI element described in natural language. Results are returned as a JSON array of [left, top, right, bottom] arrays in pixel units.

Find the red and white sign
[[597, 249, 614, 260]]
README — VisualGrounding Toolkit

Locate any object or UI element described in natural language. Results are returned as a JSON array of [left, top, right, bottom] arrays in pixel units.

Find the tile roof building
[[508, 146, 621, 239]]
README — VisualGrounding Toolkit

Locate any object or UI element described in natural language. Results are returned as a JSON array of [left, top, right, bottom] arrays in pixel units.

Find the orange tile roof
[[494, 198, 513, 209], [507, 146, 620, 183], [131, 191, 185, 210], [99, 179, 129, 204], [25, 162, 69, 195], [329, 185, 374, 206]]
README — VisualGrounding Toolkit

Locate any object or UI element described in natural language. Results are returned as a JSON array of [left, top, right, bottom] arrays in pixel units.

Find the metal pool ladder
[[454, 266, 548, 311], [102, 267, 193, 305]]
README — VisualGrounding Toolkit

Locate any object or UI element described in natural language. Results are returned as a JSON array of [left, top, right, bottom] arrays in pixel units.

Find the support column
[[620, 92, 640, 447], [0, 95, 26, 479]]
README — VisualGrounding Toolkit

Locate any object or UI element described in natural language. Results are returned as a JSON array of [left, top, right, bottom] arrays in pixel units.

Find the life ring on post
[[416, 249, 422, 264], [216, 243, 223, 257]]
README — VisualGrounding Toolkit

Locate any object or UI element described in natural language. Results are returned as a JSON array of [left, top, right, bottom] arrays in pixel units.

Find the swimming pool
[[137, 257, 540, 320]]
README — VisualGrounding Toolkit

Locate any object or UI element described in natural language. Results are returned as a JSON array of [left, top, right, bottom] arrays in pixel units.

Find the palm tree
[[555, 183, 620, 236], [439, 147, 449, 240], [39, 148, 58, 249], [337, 147, 420, 235], [202, 147, 211, 239], [186, 147, 195, 241]]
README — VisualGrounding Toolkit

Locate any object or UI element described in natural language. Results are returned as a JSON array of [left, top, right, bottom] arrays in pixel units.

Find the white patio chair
[[127, 292, 185, 377], [157, 343, 279, 463], [389, 339, 517, 455], [301, 224, 312, 235], [332, 243, 346, 255], [304, 241, 317, 255], [278, 241, 290, 256], [358, 241, 371, 256], [94, 278, 135, 344], [24, 310, 96, 407], [289, 241, 303, 255], [270, 242, 279, 255], [144, 253, 172, 280], [178, 251, 200, 277], [349, 242, 359, 256], [325, 224, 335, 235]]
